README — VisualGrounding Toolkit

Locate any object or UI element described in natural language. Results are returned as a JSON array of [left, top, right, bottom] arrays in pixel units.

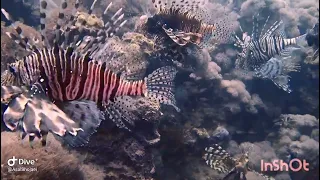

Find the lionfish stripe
[[71, 52, 82, 99], [53, 47, 64, 101], [109, 73, 119, 100], [105, 71, 113, 101], [75, 55, 88, 99], [65, 52, 76, 99], [102, 70, 110, 103], [63, 48, 72, 99], [86, 62, 97, 100], [38, 49, 53, 90], [97, 63, 106, 105], [80, 61, 92, 99], [46, 49, 59, 99], [116, 79, 127, 97], [90, 63, 101, 101], [31, 53, 39, 82], [129, 82, 136, 95], [70, 52, 81, 99], [48, 48, 62, 100]]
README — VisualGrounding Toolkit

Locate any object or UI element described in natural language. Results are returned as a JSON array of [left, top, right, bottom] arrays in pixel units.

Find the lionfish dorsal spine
[[1, 9, 38, 51], [40, 0, 49, 47], [259, 15, 270, 39], [54, 0, 68, 45]]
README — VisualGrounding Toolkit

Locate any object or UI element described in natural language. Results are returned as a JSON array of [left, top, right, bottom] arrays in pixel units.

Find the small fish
[[234, 14, 307, 71], [203, 144, 274, 180], [254, 56, 300, 93], [1, 0, 179, 147]]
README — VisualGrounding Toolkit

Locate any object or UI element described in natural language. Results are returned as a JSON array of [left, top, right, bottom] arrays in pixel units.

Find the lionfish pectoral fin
[[1, 86, 28, 105], [280, 47, 297, 57], [55, 100, 105, 147], [103, 97, 138, 132], [3, 85, 84, 146], [3, 89, 29, 131], [271, 75, 292, 93], [146, 66, 180, 112]]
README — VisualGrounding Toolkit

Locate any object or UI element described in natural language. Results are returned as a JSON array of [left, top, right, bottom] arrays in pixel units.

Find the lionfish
[[136, 0, 234, 71], [139, 0, 234, 47], [234, 14, 306, 93], [203, 144, 274, 180], [1, 0, 179, 147], [234, 14, 306, 70], [254, 56, 300, 93]]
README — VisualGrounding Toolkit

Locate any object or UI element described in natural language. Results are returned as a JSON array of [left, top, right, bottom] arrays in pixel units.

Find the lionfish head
[[1, 63, 20, 86]]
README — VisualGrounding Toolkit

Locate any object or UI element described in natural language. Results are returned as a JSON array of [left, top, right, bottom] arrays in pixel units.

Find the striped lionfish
[[234, 14, 306, 93], [139, 0, 233, 48], [254, 56, 300, 93], [1, 0, 179, 147], [136, 0, 234, 71], [203, 144, 275, 180]]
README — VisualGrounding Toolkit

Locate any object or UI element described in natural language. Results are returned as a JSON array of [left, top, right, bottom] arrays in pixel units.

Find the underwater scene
[[0, 0, 319, 179]]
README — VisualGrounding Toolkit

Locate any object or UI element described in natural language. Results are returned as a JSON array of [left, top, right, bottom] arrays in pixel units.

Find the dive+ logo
[[7, 156, 38, 167]]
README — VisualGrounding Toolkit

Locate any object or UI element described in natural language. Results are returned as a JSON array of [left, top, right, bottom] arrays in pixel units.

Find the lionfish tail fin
[[146, 66, 180, 112]]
